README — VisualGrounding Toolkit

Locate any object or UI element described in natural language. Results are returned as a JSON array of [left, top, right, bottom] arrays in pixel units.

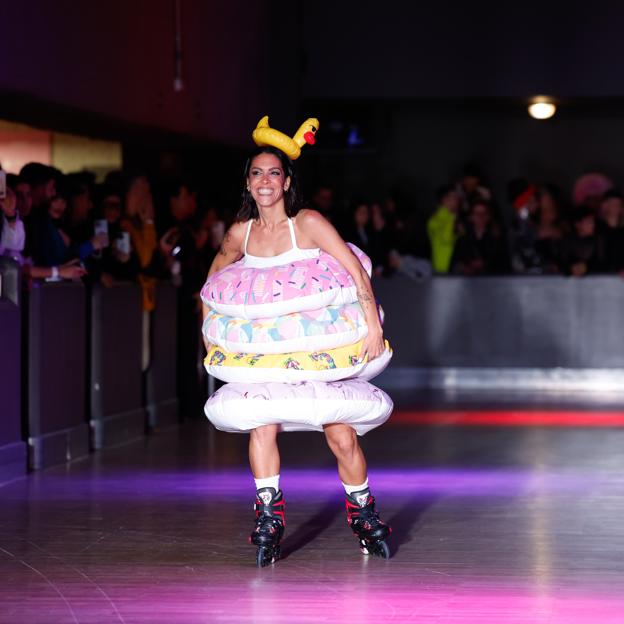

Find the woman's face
[[125, 176, 150, 217], [470, 203, 490, 229], [539, 193, 558, 224], [354, 204, 369, 227], [71, 190, 93, 222], [0, 187, 17, 219], [247, 153, 290, 210], [576, 215, 595, 237], [49, 196, 67, 220], [601, 197, 623, 224], [540, 201, 558, 225], [15, 182, 32, 217], [370, 203, 385, 230], [102, 196, 122, 224]]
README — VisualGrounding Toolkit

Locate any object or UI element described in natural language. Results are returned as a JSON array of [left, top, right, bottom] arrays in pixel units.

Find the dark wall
[[302, 1, 624, 99], [0, 0, 276, 145], [299, 101, 624, 220]]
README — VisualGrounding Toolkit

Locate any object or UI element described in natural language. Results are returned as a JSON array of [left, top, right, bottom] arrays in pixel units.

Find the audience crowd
[[3, 161, 624, 287], [0, 162, 227, 417], [326, 166, 624, 279]]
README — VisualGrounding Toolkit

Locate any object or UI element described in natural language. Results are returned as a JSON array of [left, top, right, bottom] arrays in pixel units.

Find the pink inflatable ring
[[201, 243, 372, 319]]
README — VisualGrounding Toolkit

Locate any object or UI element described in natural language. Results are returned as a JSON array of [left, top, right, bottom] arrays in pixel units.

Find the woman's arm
[[297, 209, 385, 361], [206, 221, 246, 277]]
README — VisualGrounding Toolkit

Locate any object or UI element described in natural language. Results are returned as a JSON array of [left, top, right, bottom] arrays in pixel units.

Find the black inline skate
[[345, 489, 391, 558], [250, 487, 285, 567]]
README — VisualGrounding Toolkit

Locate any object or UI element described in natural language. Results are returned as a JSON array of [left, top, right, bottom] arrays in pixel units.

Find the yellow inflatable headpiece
[[252, 115, 319, 161]]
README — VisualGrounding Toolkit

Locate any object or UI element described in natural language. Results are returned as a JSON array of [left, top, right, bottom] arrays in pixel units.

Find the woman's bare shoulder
[[226, 220, 248, 241], [294, 208, 345, 249], [294, 208, 328, 230]]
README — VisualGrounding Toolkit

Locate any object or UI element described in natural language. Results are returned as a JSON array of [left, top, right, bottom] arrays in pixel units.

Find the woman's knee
[[325, 425, 358, 458], [250, 424, 279, 445]]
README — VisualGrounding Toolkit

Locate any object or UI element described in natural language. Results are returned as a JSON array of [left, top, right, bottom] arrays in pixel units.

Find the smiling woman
[[200, 122, 393, 567]]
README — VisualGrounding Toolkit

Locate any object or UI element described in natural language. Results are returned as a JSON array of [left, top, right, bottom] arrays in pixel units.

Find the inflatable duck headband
[[252, 115, 319, 161]]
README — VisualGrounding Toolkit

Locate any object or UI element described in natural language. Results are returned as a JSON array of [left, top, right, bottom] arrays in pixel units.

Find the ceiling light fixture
[[528, 96, 557, 120]]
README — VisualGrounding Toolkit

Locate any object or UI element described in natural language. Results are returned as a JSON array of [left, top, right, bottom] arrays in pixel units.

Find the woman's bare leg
[[323, 423, 367, 485], [249, 425, 280, 479]]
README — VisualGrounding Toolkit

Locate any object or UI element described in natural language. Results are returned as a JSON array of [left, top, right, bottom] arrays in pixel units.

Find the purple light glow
[[14, 467, 620, 502], [2, 428, 623, 623]]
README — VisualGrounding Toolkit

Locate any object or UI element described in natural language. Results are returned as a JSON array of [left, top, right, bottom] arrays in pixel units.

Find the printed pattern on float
[[201, 243, 372, 319], [204, 339, 393, 384], [202, 302, 384, 355]]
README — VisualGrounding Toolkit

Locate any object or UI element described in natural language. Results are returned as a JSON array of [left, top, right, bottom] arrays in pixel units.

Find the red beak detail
[[304, 132, 316, 145]]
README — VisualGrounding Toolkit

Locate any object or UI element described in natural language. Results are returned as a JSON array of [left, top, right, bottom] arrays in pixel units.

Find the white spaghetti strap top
[[243, 218, 320, 268]]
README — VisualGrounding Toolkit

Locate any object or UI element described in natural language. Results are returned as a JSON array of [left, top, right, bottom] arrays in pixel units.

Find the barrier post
[[90, 282, 146, 448], [145, 281, 179, 429], [26, 279, 89, 470], [0, 258, 27, 483]]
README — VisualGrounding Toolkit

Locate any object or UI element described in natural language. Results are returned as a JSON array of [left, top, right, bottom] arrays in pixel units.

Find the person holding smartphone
[[1, 174, 85, 281]]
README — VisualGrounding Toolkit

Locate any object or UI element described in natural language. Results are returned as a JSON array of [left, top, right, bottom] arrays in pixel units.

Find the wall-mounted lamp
[[528, 96, 557, 120]]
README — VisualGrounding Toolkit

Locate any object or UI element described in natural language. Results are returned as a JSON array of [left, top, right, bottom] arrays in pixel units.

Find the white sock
[[342, 478, 369, 497], [255, 474, 280, 492]]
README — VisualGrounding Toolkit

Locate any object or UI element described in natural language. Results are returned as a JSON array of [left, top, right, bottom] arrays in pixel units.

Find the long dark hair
[[236, 146, 302, 222]]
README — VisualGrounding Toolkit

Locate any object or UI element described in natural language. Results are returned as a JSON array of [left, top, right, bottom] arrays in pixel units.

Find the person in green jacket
[[427, 185, 460, 273]]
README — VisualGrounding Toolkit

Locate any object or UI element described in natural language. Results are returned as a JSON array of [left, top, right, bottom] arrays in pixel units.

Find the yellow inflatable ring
[[205, 339, 392, 383]]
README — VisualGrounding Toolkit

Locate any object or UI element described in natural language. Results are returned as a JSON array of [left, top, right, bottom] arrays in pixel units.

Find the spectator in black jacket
[[562, 206, 608, 276], [451, 199, 507, 275], [597, 189, 624, 272]]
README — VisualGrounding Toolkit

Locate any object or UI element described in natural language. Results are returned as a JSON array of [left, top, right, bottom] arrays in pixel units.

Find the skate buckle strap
[[255, 498, 286, 527], [346, 496, 381, 525]]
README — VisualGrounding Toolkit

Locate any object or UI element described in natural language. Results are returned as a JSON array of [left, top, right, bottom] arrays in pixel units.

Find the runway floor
[[1, 404, 624, 623]]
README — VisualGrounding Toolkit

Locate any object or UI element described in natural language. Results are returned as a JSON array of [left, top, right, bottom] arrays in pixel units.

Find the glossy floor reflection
[[1, 417, 624, 623]]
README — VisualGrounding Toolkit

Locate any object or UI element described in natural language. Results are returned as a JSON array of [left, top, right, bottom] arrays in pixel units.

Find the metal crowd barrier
[[374, 275, 624, 391], [0, 275, 183, 482], [25, 279, 89, 470], [146, 281, 179, 429], [0, 258, 26, 483], [90, 282, 146, 449]]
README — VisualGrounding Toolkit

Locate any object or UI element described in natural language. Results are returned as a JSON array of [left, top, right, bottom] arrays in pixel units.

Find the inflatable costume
[[201, 117, 393, 565]]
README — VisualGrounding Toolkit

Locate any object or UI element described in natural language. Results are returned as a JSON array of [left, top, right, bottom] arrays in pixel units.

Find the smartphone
[[0, 171, 6, 200], [94, 219, 109, 236], [115, 232, 131, 255]]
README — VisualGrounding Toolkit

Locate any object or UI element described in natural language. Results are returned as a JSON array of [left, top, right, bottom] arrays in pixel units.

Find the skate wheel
[[371, 540, 390, 559], [256, 546, 271, 567], [256, 545, 280, 568]]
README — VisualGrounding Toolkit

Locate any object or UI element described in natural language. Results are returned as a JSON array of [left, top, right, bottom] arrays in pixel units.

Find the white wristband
[[51, 266, 59, 279]]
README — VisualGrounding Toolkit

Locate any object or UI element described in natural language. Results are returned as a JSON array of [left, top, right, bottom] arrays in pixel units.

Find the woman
[[202, 145, 391, 562], [1, 177, 86, 281], [30, 186, 107, 270], [451, 199, 507, 275], [341, 200, 371, 256], [535, 185, 567, 274]]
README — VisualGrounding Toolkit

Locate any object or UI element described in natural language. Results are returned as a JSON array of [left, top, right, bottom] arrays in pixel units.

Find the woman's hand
[[138, 195, 155, 222], [159, 227, 179, 256], [59, 259, 87, 280], [91, 233, 109, 250], [359, 324, 384, 363], [112, 247, 130, 263], [100, 272, 115, 288]]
